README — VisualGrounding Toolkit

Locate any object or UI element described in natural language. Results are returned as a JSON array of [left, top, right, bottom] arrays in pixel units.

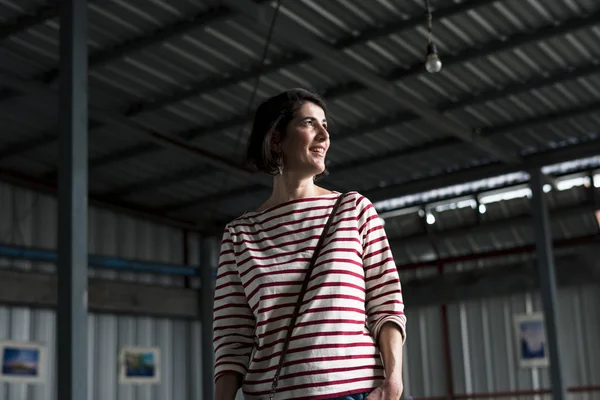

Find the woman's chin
[[311, 163, 326, 175], [288, 161, 325, 178]]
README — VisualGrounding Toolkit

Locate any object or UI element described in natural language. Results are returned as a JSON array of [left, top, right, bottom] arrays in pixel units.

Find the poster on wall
[[118, 346, 160, 384], [0, 340, 47, 384], [514, 312, 549, 368]]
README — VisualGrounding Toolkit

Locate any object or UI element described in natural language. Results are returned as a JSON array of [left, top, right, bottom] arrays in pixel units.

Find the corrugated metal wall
[[403, 284, 600, 400], [1, 180, 599, 400], [0, 182, 204, 400]]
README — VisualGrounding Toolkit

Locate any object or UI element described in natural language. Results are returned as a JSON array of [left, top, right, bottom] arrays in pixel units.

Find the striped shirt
[[213, 191, 406, 400]]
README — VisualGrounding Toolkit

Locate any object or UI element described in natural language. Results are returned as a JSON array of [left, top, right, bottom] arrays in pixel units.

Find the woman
[[213, 88, 406, 400]]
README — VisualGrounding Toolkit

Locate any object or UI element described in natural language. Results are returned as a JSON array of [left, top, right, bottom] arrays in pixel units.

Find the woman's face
[[278, 101, 329, 177]]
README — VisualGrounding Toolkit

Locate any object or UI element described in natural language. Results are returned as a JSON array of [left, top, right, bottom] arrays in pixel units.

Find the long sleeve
[[356, 194, 407, 345], [212, 226, 256, 382]]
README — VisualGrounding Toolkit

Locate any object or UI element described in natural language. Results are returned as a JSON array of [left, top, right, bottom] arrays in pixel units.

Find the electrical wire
[[424, 0, 433, 44], [218, 0, 283, 195]]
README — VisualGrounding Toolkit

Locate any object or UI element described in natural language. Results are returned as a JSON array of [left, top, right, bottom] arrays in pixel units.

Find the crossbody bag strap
[[269, 192, 346, 400]]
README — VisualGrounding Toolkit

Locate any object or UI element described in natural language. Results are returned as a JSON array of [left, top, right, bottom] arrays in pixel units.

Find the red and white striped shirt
[[213, 191, 406, 400]]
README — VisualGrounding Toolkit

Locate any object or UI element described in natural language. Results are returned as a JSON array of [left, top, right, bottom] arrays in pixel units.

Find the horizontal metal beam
[[97, 165, 214, 198], [0, 243, 197, 276], [160, 184, 268, 214], [484, 101, 600, 138], [0, 6, 231, 90], [0, 1, 59, 40], [390, 202, 599, 252], [0, 269, 198, 319], [0, 70, 272, 189], [1, 252, 593, 316], [387, 11, 600, 83], [405, 254, 598, 307], [0, 167, 210, 232], [396, 234, 600, 271], [366, 137, 600, 204]]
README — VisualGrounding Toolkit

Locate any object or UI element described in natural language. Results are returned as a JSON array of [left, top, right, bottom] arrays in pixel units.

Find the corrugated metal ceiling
[[0, 0, 598, 235]]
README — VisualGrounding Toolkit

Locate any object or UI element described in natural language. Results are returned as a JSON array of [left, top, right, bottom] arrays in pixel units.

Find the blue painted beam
[[0, 243, 199, 277]]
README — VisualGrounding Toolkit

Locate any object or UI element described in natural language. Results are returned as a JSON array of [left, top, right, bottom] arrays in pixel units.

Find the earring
[[277, 155, 284, 175]]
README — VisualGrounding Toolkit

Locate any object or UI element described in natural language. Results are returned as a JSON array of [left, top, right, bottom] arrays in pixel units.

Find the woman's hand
[[366, 379, 403, 400], [370, 322, 404, 399]]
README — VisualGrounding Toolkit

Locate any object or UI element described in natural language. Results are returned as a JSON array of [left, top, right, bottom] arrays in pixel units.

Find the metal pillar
[[529, 169, 566, 400], [423, 213, 455, 400], [200, 235, 218, 400], [57, 1, 88, 400]]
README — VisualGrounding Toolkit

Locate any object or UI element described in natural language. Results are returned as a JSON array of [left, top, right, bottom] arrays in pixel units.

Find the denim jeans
[[327, 392, 371, 400]]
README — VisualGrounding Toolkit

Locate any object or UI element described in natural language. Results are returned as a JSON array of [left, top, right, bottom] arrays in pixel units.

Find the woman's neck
[[255, 173, 330, 212], [272, 173, 318, 202]]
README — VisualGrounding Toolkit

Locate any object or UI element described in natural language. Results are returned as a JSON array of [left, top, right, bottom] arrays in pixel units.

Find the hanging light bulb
[[425, 43, 442, 73], [423, 0, 442, 74]]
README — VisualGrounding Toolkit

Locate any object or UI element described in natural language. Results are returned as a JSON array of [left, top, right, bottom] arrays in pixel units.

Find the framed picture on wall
[[0, 340, 47, 384], [118, 346, 161, 384], [514, 312, 549, 368]]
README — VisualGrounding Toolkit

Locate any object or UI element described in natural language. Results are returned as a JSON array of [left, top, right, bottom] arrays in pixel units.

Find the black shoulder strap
[[269, 192, 346, 400]]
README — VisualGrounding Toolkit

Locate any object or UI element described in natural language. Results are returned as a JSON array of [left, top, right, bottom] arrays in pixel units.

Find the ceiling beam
[[0, 167, 209, 232], [0, 5, 231, 95], [386, 11, 600, 83], [0, 70, 273, 190], [365, 137, 600, 204], [0, 1, 59, 40], [483, 101, 600, 138], [389, 202, 598, 253], [97, 165, 214, 199]]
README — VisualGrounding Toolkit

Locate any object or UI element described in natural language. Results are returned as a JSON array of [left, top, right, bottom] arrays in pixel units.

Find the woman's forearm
[[378, 321, 404, 382], [214, 372, 243, 400]]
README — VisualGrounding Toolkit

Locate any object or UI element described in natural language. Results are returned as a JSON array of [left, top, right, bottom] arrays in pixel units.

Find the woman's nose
[[316, 125, 329, 140]]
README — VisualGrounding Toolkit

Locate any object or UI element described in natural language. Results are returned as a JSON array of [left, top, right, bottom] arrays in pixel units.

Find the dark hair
[[245, 88, 329, 179]]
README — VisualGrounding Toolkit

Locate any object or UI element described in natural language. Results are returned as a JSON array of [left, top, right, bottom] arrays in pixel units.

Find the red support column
[[437, 262, 455, 400]]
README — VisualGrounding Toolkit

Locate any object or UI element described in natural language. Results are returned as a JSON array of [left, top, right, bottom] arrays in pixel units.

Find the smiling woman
[[213, 88, 406, 400], [246, 88, 331, 182]]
